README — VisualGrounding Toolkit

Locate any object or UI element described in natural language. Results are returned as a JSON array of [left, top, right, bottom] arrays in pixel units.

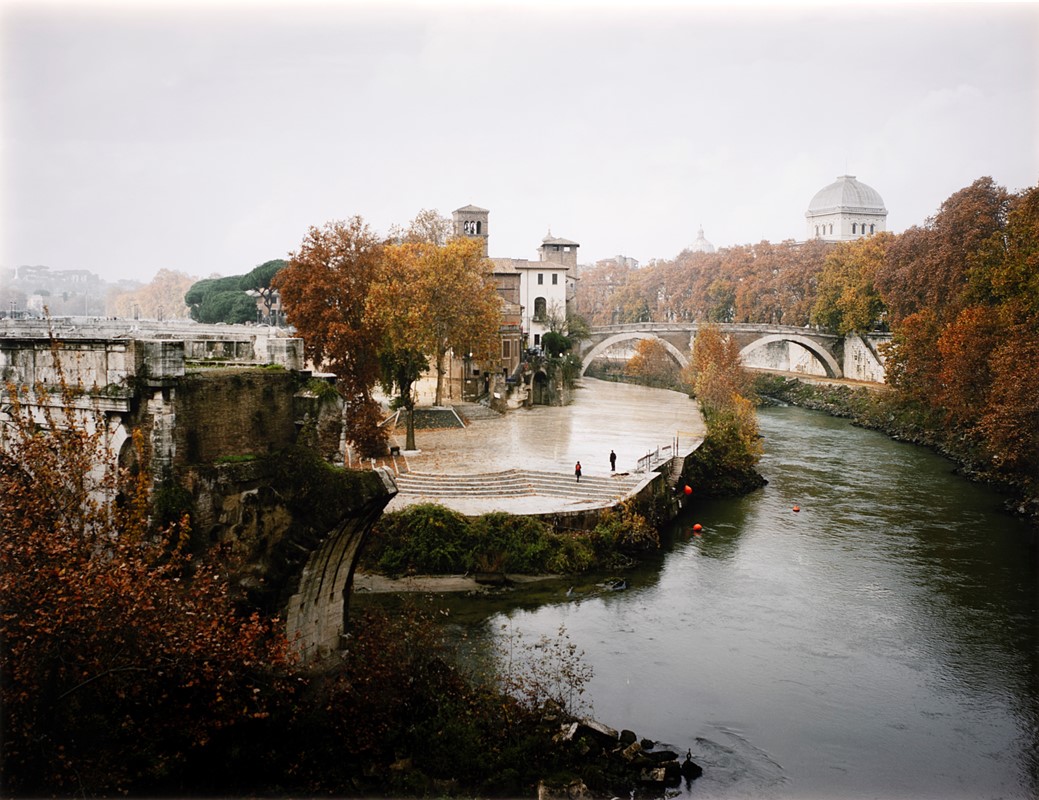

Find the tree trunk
[[405, 406, 416, 451], [434, 351, 445, 406]]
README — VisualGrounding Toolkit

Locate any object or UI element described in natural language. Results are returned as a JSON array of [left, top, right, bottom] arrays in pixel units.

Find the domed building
[[689, 225, 716, 254], [806, 175, 887, 242]]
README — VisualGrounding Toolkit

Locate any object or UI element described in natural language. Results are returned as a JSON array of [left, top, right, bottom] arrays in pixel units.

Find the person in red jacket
[[575, 461, 582, 482]]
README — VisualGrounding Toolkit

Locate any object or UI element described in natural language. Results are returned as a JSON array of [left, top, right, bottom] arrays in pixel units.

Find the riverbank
[[353, 571, 555, 593], [753, 373, 1039, 529]]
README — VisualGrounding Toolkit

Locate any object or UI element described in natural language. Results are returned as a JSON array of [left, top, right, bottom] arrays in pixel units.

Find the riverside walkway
[[383, 378, 705, 516]]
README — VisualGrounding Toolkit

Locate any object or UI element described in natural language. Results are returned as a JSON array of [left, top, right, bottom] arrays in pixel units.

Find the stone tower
[[452, 204, 490, 256], [538, 230, 580, 281]]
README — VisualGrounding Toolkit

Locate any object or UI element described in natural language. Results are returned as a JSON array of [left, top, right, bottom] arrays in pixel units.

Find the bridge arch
[[738, 333, 842, 379], [579, 331, 689, 377]]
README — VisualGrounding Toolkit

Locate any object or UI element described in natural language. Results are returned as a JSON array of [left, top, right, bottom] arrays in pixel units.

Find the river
[[432, 396, 1039, 799]]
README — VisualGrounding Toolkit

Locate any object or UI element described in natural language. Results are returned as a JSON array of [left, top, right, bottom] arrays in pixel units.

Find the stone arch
[[579, 332, 690, 377], [531, 370, 550, 404], [108, 415, 132, 467], [737, 333, 842, 378]]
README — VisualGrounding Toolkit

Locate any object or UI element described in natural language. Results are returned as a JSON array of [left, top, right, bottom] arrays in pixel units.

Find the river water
[[439, 398, 1039, 799]]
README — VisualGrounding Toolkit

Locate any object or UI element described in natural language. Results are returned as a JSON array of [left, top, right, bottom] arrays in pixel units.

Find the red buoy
[[792, 505, 801, 512], [684, 485, 692, 495]]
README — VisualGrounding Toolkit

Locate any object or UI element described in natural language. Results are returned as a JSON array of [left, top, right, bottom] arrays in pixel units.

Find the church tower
[[452, 204, 490, 256]]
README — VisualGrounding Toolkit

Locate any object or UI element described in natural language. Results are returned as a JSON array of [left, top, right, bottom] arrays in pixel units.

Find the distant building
[[806, 175, 887, 242], [609, 255, 639, 270], [688, 225, 715, 254]]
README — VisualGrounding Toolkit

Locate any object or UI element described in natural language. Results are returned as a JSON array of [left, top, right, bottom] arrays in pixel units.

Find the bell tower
[[452, 204, 490, 256]]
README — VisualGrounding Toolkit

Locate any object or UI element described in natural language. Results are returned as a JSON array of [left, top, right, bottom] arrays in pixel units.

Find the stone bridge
[[577, 322, 889, 382], [0, 318, 397, 665]]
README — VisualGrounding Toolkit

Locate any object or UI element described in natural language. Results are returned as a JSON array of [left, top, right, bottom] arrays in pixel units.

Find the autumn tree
[[811, 233, 891, 335], [414, 236, 503, 406], [388, 208, 453, 246], [106, 268, 198, 319], [368, 242, 432, 451], [876, 177, 1011, 325], [624, 337, 681, 388], [274, 217, 388, 457], [682, 324, 763, 494], [0, 375, 289, 795]]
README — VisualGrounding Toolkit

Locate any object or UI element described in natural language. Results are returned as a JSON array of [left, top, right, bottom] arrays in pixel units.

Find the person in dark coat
[[575, 461, 582, 482], [609, 449, 617, 471]]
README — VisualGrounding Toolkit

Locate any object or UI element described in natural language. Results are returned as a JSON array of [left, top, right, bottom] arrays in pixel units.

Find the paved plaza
[[383, 378, 705, 515]]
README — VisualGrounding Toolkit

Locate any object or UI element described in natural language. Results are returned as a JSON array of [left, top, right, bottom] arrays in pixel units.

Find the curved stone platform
[[390, 468, 654, 515]]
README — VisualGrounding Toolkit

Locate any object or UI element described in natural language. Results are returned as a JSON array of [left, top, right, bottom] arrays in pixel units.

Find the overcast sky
[[2, 0, 1037, 284]]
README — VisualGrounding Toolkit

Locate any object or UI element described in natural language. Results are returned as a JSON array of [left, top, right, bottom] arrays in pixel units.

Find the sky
[[2, 0, 1037, 284]]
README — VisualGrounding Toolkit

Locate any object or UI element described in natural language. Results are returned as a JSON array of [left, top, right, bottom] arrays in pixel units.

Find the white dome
[[690, 225, 715, 254], [807, 175, 886, 216]]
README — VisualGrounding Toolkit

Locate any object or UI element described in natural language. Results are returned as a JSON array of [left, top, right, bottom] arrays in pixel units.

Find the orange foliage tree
[[0, 376, 289, 795], [682, 324, 762, 494], [106, 268, 197, 319], [811, 233, 891, 335], [408, 236, 502, 406], [274, 217, 388, 457], [624, 337, 682, 388]]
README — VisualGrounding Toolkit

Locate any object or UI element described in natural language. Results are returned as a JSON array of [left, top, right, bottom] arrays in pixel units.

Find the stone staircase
[[395, 469, 644, 505]]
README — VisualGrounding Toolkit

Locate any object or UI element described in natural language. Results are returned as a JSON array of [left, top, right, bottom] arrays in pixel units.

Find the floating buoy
[[693, 523, 703, 532], [684, 485, 692, 495], [792, 505, 801, 512]]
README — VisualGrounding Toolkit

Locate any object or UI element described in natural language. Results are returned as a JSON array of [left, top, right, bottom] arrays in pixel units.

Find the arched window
[[815, 225, 820, 237], [852, 223, 858, 234], [533, 297, 547, 321], [829, 224, 833, 235], [870, 224, 875, 234], [475, 221, 482, 234]]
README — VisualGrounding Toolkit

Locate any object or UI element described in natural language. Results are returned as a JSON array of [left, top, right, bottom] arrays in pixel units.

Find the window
[[537, 273, 544, 285], [815, 225, 820, 237], [852, 223, 858, 234], [870, 224, 875, 234], [502, 340, 511, 359], [533, 296, 547, 321], [475, 221, 482, 234], [552, 274, 558, 285], [533, 333, 540, 346], [828, 224, 833, 235]]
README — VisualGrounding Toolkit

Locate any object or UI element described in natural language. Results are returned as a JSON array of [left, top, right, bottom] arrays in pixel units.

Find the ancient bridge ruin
[[577, 322, 891, 383], [0, 318, 397, 664]]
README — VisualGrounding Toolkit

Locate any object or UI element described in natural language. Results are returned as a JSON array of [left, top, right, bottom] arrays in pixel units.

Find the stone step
[[397, 474, 638, 492], [395, 469, 643, 501]]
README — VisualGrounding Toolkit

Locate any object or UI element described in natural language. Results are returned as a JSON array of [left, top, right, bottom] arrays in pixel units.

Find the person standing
[[609, 450, 617, 471], [575, 461, 582, 482]]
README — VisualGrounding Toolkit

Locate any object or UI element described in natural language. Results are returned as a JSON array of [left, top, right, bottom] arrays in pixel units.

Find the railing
[[635, 443, 674, 473]]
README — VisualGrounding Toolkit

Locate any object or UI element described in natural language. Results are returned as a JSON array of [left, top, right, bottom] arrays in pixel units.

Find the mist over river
[[442, 396, 1038, 799]]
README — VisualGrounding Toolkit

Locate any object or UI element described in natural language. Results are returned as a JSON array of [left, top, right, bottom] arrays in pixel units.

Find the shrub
[[367, 503, 472, 575], [468, 512, 555, 573]]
